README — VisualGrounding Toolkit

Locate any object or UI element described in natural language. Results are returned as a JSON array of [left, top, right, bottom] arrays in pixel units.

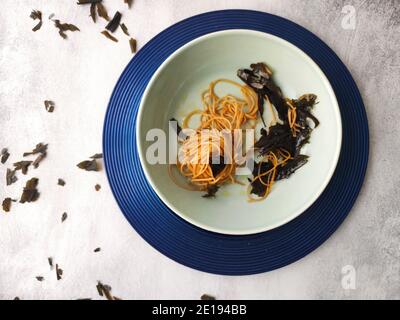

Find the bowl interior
[[137, 30, 341, 235]]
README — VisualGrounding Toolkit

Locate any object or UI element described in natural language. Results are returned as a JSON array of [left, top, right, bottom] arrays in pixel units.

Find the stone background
[[0, 0, 399, 299]]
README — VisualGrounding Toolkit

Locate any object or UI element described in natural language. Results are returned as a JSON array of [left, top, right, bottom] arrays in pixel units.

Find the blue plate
[[103, 10, 369, 275]]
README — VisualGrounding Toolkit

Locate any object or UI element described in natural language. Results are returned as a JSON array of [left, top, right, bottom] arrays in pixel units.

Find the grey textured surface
[[0, 0, 399, 300]]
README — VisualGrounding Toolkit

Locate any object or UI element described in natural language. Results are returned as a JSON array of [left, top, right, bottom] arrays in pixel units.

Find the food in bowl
[[168, 62, 319, 202]]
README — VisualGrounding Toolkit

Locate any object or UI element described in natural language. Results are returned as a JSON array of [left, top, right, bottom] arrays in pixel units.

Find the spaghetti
[[174, 79, 257, 193]]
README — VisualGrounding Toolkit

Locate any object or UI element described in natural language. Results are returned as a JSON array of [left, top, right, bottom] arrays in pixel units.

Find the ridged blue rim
[[103, 10, 369, 275]]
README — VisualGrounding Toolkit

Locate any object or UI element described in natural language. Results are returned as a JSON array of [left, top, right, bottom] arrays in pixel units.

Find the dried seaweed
[[20, 178, 39, 203], [44, 100, 55, 112], [124, 0, 133, 8], [101, 30, 118, 42], [210, 156, 225, 178], [94, 247, 101, 252], [36, 276, 44, 282], [95, 184, 101, 191], [129, 38, 137, 53], [23, 143, 48, 157], [238, 63, 319, 199], [96, 283, 103, 296], [61, 212, 68, 223], [96, 282, 113, 300], [120, 23, 129, 36], [237, 62, 286, 124], [30, 10, 43, 32], [201, 294, 216, 300], [13, 161, 32, 175], [6, 169, 17, 185], [255, 125, 295, 156], [105, 12, 122, 33], [1, 148, 10, 164], [58, 178, 66, 186], [276, 155, 309, 180], [90, 153, 103, 159], [48, 257, 53, 269], [97, 2, 109, 21], [170, 118, 182, 136], [17, 143, 47, 170], [56, 264, 63, 280], [32, 153, 46, 168], [54, 20, 80, 39], [77, 159, 99, 171], [2, 198, 12, 212], [90, 3, 97, 23], [202, 185, 219, 198]]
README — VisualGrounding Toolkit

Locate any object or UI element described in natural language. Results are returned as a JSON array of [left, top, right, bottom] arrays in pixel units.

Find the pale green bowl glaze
[[137, 30, 342, 235]]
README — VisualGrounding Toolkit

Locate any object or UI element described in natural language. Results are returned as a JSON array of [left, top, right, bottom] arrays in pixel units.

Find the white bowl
[[137, 30, 342, 235]]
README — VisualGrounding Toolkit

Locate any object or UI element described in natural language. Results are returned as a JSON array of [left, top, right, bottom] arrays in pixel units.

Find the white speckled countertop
[[0, 0, 399, 300]]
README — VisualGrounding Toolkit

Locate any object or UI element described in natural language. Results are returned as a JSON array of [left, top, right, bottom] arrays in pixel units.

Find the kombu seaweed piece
[[124, 0, 133, 9], [96, 282, 104, 296], [36, 276, 44, 282], [237, 62, 288, 122], [120, 23, 130, 36], [101, 30, 118, 42], [169, 118, 182, 136], [13, 161, 32, 175], [44, 100, 55, 112], [54, 20, 80, 39], [32, 152, 46, 168], [250, 155, 309, 197], [77, 159, 99, 171], [129, 38, 137, 53], [250, 62, 272, 78], [292, 94, 320, 128], [201, 294, 216, 300], [20, 178, 39, 203], [249, 161, 274, 197], [202, 185, 219, 198], [275, 155, 309, 180], [30, 10, 43, 32], [90, 153, 103, 159], [97, 2, 109, 21], [1, 148, 10, 164], [94, 247, 101, 252], [48, 257, 53, 269], [2, 198, 12, 212], [96, 282, 113, 300], [56, 264, 63, 280], [210, 156, 225, 177], [6, 168, 17, 185], [61, 212, 68, 223], [90, 3, 97, 23], [105, 11, 122, 33], [23, 143, 48, 156], [58, 178, 66, 186], [254, 124, 296, 156], [170, 118, 189, 141]]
